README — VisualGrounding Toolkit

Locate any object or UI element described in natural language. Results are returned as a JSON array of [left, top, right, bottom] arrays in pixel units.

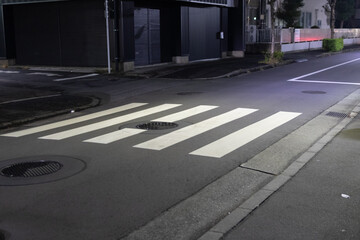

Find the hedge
[[322, 38, 344, 52]]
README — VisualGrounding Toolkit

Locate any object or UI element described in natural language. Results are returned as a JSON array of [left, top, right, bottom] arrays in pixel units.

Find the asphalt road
[[1, 51, 360, 240]]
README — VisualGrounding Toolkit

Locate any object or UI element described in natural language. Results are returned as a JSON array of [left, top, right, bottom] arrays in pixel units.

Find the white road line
[[27, 72, 62, 77], [288, 79, 360, 86], [133, 108, 258, 151], [288, 57, 360, 81], [83, 105, 219, 144], [0, 70, 19, 74], [1, 103, 147, 137], [40, 104, 181, 140], [190, 111, 302, 158], [152, 105, 218, 122], [0, 94, 61, 105], [84, 128, 146, 144], [53, 73, 99, 82]]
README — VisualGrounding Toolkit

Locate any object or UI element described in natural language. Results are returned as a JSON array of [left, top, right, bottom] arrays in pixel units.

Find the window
[[300, 11, 312, 28]]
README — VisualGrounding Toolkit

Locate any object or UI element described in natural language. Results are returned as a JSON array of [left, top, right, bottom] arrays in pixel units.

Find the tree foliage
[[336, 0, 355, 28], [276, 0, 304, 27]]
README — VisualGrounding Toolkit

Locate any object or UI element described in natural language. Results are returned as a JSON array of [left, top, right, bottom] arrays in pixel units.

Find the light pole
[[105, 0, 111, 73]]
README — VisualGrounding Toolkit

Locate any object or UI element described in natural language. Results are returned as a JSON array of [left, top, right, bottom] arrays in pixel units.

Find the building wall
[[5, 0, 108, 67], [0, 0, 246, 69], [261, 0, 329, 29], [299, 0, 329, 29]]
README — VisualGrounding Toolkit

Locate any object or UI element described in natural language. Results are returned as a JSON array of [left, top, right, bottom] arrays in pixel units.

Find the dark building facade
[[0, 0, 245, 71]]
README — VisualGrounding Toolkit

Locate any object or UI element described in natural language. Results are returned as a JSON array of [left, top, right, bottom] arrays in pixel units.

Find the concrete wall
[[281, 38, 360, 53]]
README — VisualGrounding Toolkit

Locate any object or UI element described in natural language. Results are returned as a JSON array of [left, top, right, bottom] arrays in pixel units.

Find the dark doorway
[[11, 0, 107, 67]]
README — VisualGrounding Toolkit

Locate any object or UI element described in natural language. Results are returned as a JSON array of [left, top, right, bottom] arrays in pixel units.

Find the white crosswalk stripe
[[84, 105, 218, 144], [39, 104, 181, 140], [190, 111, 302, 158], [133, 108, 258, 150], [152, 105, 218, 122], [1, 103, 303, 158], [84, 128, 146, 144], [1, 103, 148, 137]]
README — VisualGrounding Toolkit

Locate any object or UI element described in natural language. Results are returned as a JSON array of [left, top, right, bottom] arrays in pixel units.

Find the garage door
[[189, 6, 221, 61], [12, 0, 107, 67]]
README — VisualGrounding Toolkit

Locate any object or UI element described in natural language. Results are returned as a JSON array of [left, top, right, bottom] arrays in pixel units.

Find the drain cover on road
[[177, 92, 203, 96], [1, 161, 62, 178], [0, 156, 86, 186], [136, 122, 178, 130], [302, 90, 327, 94], [326, 111, 349, 118]]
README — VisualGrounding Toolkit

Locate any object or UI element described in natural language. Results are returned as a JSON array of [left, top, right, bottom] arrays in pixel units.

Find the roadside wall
[[281, 38, 360, 53]]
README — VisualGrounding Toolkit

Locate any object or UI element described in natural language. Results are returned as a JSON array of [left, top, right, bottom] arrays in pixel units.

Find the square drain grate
[[325, 111, 349, 119]]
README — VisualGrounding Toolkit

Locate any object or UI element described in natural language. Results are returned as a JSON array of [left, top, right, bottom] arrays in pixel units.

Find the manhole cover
[[302, 90, 327, 94], [0, 156, 86, 186], [177, 92, 203, 96], [326, 111, 349, 118], [136, 122, 178, 130], [1, 161, 62, 178]]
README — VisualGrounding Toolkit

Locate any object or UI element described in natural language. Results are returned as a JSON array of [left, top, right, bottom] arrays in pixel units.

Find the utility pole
[[105, 0, 111, 74], [114, 0, 120, 72]]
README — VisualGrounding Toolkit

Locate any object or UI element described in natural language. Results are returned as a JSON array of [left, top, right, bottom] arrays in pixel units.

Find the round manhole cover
[[302, 90, 327, 94], [0, 156, 86, 186], [1, 161, 62, 178], [136, 122, 178, 130]]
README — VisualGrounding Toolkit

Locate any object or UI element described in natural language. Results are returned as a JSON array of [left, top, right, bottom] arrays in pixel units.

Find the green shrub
[[311, 25, 320, 29], [322, 38, 344, 52], [264, 51, 284, 64]]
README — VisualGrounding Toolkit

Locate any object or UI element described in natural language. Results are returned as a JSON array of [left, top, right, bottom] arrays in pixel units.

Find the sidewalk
[[222, 112, 360, 240]]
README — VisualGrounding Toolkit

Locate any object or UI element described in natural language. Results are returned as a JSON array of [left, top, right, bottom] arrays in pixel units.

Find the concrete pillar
[[119, 1, 135, 72], [228, 0, 245, 58]]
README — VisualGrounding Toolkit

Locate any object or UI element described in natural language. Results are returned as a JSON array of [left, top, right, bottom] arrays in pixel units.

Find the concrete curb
[[316, 47, 360, 58], [197, 90, 360, 240], [0, 96, 100, 130], [185, 59, 296, 81]]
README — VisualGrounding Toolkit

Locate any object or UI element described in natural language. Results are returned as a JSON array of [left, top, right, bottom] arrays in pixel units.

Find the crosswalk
[[1, 103, 302, 158]]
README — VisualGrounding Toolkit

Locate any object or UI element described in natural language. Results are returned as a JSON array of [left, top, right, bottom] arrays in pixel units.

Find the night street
[[1, 51, 360, 239]]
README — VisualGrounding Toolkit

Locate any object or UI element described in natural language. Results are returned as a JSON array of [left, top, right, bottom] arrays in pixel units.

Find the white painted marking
[[40, 104, 181, 140], [27, 72, 61, 77], [84, 128, 146, 144], [288, 57, 360, 81], [152, 105, 218, 122], [341, 194, 350, 199], [53, 73, 99, 82], [0, 70, 19, 74], [190, 111, 302, 158], [83, 105, 218, 144], [288, 79, 360, 86], [0, 94, 61, 105], [1, 103, 147, 137], [134, 108, 258, 150]]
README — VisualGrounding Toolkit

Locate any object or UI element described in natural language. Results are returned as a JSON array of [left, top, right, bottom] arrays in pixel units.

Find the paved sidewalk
[[222, 111, 360, 239]]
